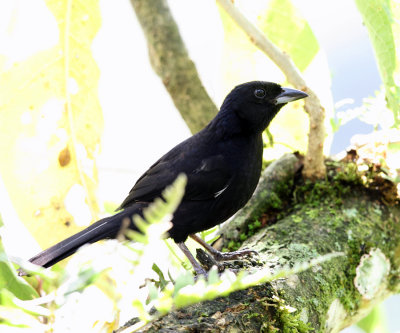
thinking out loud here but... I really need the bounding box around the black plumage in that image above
[29,81,307,274]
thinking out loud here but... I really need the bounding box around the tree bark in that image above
[119,155,400,332]
[130,0,217,134]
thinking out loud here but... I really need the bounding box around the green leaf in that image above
[152,263,169,290]
[126,174,187,245]
[259,0,319,71]
[0,289,49,317]
[61,267,104,296]
[0,237,38,301]
[0,289,48,329]
[356,303,388,333]
[355,0,400,125]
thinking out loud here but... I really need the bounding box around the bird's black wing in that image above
[119,142,231,209]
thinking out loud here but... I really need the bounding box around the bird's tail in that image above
[29,204,145,268]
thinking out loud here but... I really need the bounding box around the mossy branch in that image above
[120,157,400,332]
[130,0,217,134]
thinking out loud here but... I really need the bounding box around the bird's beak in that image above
[274,87,308,105]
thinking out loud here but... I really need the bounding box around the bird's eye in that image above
[254,88,266,99]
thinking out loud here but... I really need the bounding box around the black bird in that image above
[28,81,307,275]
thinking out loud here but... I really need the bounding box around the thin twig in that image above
[217,0,326,179]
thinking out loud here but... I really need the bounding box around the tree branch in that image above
[130,0,217,134]
[216,0,326,179]
[118,157,400,332]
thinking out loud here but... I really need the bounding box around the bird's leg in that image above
[177,242,207,276]
[190,234,257,261]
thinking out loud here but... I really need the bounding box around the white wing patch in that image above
[214,184,229,198]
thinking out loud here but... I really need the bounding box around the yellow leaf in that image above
[0,0,103,249]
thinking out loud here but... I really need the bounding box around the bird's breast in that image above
[217,135,263,211]
[168,134,263,243]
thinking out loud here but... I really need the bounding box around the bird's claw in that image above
[196,248,225,272]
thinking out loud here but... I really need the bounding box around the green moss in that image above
[292,161,374,211]
[281,204,364,316]
[227,216,275,251]
[226,158,400,319]
[226,176,295,251]
[268,192,284,209]
[260,296,312,333]
[223,159,399,330]
[225,240,241,252]
[240,233,248,241]
[279,311,312,333]
[291,215,302,223]
[244,312,261,320]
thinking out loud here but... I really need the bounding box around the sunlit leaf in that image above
[0,0,103,249]
[355,0,400,125]
[259,0,319,71]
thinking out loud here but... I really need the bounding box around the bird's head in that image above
[219,81,308,134]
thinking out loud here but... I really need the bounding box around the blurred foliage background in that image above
[0,0,399,332]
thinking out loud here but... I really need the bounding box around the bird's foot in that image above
[211,248,258,261]
[178,237,258,278]
[195,248,258,277]
[190,234,258,262]
[196,248,225,273]
[193,265,208,277]
[177,242,208,276]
